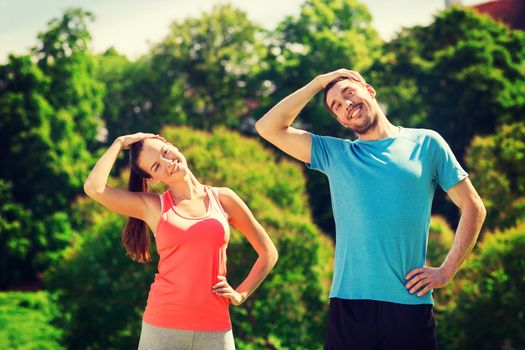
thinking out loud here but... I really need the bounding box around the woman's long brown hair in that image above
[121,140,152,263]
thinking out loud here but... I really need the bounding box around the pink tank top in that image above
[142,185,231,331]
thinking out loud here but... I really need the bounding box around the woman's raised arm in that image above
[83,133,164,220]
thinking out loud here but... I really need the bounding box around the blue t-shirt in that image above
[306,127,467,305]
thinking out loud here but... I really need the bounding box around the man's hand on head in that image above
[315,69,364,89]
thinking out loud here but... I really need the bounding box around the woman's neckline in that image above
[168,185,212,220]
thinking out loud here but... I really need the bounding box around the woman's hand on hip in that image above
[212,276,244,306]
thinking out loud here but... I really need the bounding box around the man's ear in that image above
[365,84,376,98]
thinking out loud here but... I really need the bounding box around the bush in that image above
[465,122,525,231]
[426,216,458,310]
[438,221,525,350]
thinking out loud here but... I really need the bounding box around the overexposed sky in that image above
[0,0,486,63]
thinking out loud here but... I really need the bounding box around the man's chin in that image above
[349,118,376,135]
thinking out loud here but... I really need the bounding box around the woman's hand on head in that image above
[115,133,166,149]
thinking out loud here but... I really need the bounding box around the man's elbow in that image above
[477,199,487,223]
[470,198,487,225]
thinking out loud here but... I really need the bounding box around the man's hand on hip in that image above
[404,266,453,297]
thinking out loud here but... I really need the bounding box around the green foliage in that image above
[372,7,525,159]
[0,8,102,214]
[0,7,103,285]
[425,216,460,317]
[94,49,152,146]
[46,126,334,349]
[0,180,33,288]
[0,291,63,349]
[146,4,268,130]
[45,210,153,350]
[427,216,454,268]
[438,221,525,350]
[34,8,104,149]
[466,122,525,230]
[94,4,269,143]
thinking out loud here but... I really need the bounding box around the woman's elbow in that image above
[83,181,103,199]
[254,119,266,137]
[83,181,95,197]
[268,246,279,267]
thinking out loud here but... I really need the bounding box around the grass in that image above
[0,291,63,350]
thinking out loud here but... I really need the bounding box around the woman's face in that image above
[138,138,188,183]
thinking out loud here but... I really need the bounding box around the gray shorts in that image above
[138,321,236,350]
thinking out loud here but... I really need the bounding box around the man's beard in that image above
[349,113,377,135]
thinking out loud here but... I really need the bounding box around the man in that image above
[255,69,486,350]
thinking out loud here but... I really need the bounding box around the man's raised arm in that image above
[255,69,359,163]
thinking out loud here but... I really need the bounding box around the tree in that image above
[34,8,104,150]
[46,126,334,350]
[0,180,32,288]
[438,221,525,350]
[0,8,104,285]
[0,7,103,215]
[144,4,268,130]
[465,122,525,231]
[94,49,153,146]
[371,6,525,160]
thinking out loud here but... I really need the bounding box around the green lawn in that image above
[0,291,63,350]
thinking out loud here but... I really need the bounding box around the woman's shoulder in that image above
[213,186,236,199]
[141,191,164,210]
[212,187,240,211]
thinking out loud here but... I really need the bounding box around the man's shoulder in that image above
[401,127,444,143]
[312,133,353,148]
[312,133,352,142]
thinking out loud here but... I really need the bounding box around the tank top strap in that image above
[205,185,228,218]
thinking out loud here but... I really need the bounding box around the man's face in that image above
[325,79,378,135]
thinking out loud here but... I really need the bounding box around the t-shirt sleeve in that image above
[431,131,468,192]
[305,133,347,174]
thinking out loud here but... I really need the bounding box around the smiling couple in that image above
[84,69,486,350]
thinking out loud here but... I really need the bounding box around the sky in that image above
[0,0,487,63]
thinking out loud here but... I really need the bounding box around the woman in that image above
[83,132,278,350]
